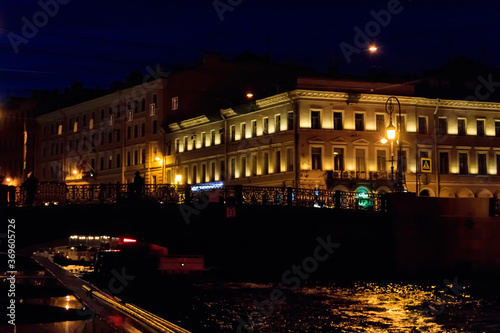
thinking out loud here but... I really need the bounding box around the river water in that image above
[147,280,500,333]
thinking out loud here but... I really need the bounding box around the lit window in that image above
[172,97,178,110]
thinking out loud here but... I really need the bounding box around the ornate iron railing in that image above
[9,183,386,212]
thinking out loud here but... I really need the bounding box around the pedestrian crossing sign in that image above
[421,158,432,173]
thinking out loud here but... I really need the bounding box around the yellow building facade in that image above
[165,89,500,198]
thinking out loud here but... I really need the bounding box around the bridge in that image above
[4,182,387,211]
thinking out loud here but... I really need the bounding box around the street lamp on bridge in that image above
[384,96,405,192]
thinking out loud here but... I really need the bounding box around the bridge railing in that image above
[10,182,386,212]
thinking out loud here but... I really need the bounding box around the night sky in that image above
[1,0,500,101]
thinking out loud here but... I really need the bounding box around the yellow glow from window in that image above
[175,174,182,183]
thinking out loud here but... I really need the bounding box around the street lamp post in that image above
[385,97,405,192]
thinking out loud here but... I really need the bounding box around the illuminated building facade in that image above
[165,82,500,198]
[35,79,166,185]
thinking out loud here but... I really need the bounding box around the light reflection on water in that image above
[184,282,500,332]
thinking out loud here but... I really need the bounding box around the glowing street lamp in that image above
[368,45,378,53]
[386,122,396,140]
[385,96,404,192]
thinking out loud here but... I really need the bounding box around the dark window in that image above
[252,155,257,176]
[355,113,364,131]
[397,115,406,133]
[184,137,188,150]
[193,165,197,183]
[240,157,246,178]
[251,121,257,137]
[496,121,500,137]
[141,98,146,112]
[108,156,112,169]
[311,111,321,129]
[376,114,384,132]
[241,123,246,139]
[134,125,138,138]
[356,149,366,172]
[439,152,449,174]
[134,100,139,113]
[275,151,281,173]
[116,105,121,118]
[116,154,121,168]
[263,118,269,134]
[334,148,344,171]
[220,161,225,181]
[211,131,215,146]
[286,149,293,172]
[275,115,281,132]
[230,159,235,179]
[458,119,466,136]
[478,154,487,175]
[287,112,294,130]
[108,131,112,144]
[201,133,206,148]
[141,149,145,164]
[334,112,343,130]
[116,129,121,141]
[438,118,447,135]
[127,126,131,139]
[311,147,322,170]
[210,162,215,182]
[152,120,157,134]
[100,157,104,170]
[376,150,386,172]
[141,123,145,137]
[262,153,269,174]
[100,109,104,121]
[477,119,485,137]
[459,153,468,175]
[201,164,206,183]
[230,126,236,142]
[397,150,407,172]
[220,129,225,144]
[418,116,427,134]
[497,155,500,175]
[134,150,138,165]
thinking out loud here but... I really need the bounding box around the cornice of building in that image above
[289,89,500,111]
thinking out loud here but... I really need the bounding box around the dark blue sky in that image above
[1,0,500,101]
